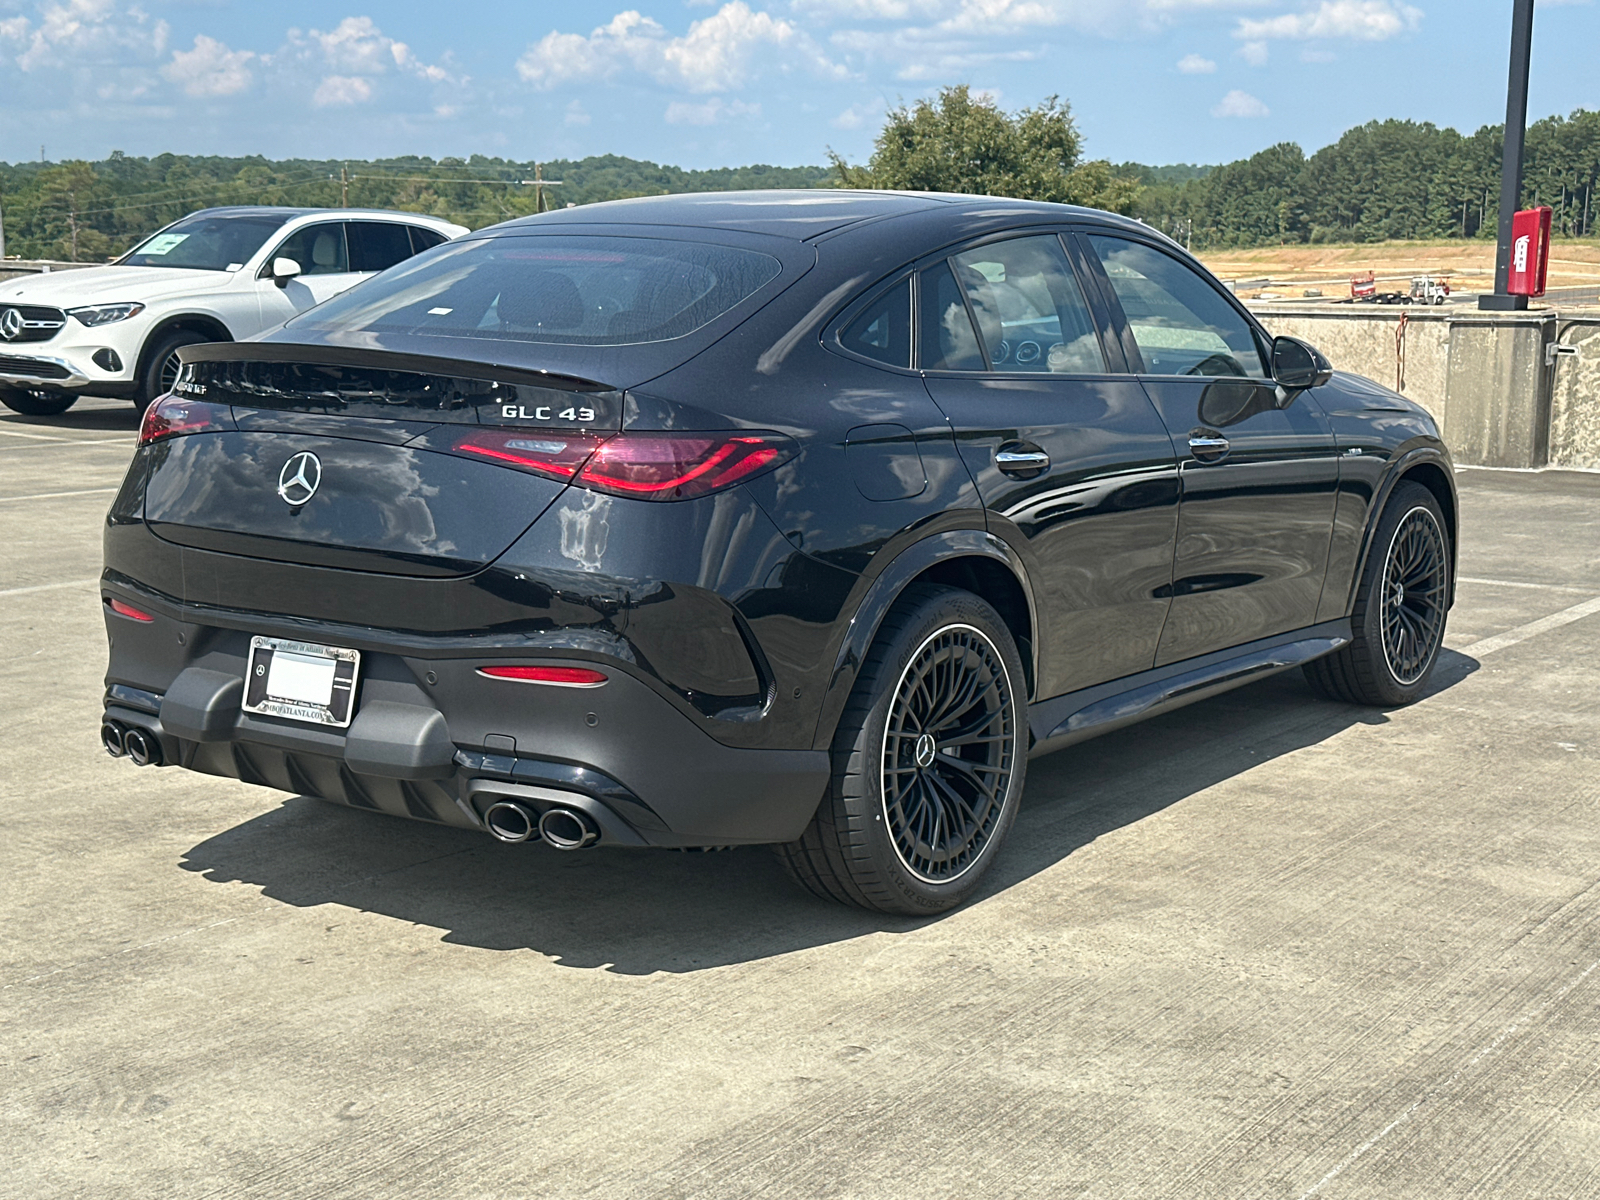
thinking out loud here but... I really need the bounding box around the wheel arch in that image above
[1346,447,1459,615]
[136,314,233,390]
[810,530,1039,752]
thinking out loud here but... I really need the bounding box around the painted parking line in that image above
[0,438,133,450]
[0,487,118,503]
[0,428,72,442]
[1462,594,1600,659]
[0,578,98,598]
[1458,576,1596,594]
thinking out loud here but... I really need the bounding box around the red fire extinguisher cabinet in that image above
[1508,206,1552,297]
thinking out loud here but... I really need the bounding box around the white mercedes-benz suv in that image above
[0,206,467,417]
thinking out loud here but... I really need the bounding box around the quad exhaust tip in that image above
[104,720,162,766]
[482,799,599,850]
[122,726,162,767]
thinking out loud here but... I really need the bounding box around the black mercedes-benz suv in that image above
[100,190,1456,914]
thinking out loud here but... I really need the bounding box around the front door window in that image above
[1087,235,1266,379]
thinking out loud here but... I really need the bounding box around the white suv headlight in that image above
[68,302,146,327]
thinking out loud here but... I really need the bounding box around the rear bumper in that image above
[102,609,829,848]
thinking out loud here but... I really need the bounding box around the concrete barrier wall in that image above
[1255,306,1599,471]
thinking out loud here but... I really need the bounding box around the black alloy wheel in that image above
[1379,506,1449,685]
[0,386,77,416]
[881,624,1017,883]
[1305,480,1452,707]
[779,584,1027,914]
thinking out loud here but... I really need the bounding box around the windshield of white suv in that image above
[121,213,294,272]
[291,234,783,346]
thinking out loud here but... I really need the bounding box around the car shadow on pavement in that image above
[178,653,1478,975]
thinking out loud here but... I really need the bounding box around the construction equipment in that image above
[1409,275,1451,305]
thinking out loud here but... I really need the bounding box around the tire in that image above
[1304,480,1451,707]
[137,329,213,412]
[0,387,77,417]
[777,584,1028,915]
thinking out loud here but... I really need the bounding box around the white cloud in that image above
[162,34,254,97]
[564,99,591,126]
[1237,39,1268,63]
[664,96,761,123]
[1235,1,1422,41]
[1176,52,1215,72]
[1211,88,1268,117]
[5,0,169,72]
[312,74,372,106]
[281,16,455,85]
[517,3,843,93]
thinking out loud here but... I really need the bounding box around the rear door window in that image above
[948,236,1105,374]
[918,262,985,371]
[347,221,416,273]
[1087,235,1266,378]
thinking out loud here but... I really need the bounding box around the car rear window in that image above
[291,234,783,347]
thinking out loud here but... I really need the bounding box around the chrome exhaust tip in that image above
[483,799,537,844]
[123,727,161,767]
[101,720,127,758]
[538,807,599,851]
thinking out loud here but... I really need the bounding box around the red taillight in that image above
[577,434,786,500]
[477,665,608,687]
[138,395,234,446]
[107,597,155,622]
[451,430,793,500]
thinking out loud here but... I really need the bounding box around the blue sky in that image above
[0,1,1595,169]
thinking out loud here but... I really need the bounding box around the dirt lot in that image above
[1196,238,1600,301]
[3,399,1599,1199]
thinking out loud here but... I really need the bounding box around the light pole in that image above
[1480,0,1535,311]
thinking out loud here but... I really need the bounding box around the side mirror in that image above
[1198,379,1279,429]
[271,257,303,289]
[1271,335,1333,391]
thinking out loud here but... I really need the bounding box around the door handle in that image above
[996,446,1050,477]
[1188,434,1230,463]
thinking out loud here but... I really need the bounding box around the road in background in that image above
[3,399,1598,1199]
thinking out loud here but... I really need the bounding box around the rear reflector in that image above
[107,598,155,622]
[139,395,235,446]
[477,665,608,687]
[452,429,794,501]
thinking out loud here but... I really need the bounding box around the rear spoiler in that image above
[178,340,614,395]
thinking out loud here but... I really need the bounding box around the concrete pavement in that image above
[3,398,1598,1198]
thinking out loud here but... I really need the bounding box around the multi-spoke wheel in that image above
[779,584,1027,914]
[1305,480,1452,706]
[881,625,1017,884]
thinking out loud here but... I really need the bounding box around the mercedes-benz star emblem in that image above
[276,451,322,507]
[0,308,22,341]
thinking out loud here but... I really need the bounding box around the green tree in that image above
[835,85,1141,213]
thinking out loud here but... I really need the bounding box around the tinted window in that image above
[348,221,415,273]
[122,213,291,272]
[840,278,911,368]
[408,226,448,253]
[950,236,1105,374]
[1088,236,1266,378]
[272,223,350,276]
[294,234,783,347]
[918,262,984,371]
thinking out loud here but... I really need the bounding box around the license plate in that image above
[243,636,360,728]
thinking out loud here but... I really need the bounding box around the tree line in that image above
[0,153,832,262]
[3,96,1597,262]
[1127,109,1600,249]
